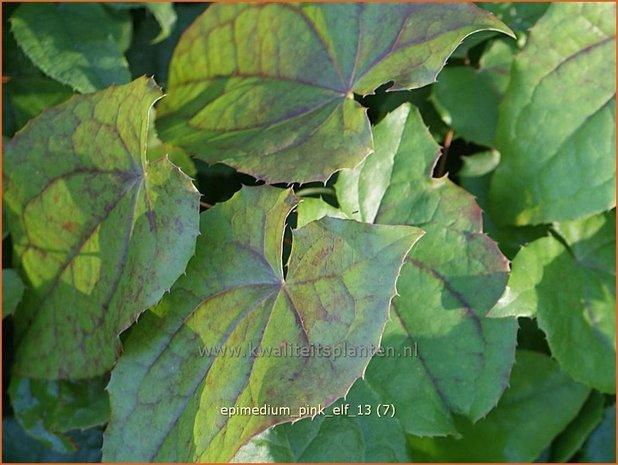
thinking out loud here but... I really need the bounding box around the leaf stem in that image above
[295,187,337,198]
[435,129,454,178]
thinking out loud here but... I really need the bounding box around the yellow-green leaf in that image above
[4,77,200,379]
[158,3,512,182]
[103,186,421,461]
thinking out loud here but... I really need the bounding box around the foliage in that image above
[2,2,615,463]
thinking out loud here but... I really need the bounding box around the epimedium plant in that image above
[2,2,615,463]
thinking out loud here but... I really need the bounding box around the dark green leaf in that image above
[103,186,421,461]
[550,391,605,462]
[3,268,25,319]
[490,3,616,224]
[4,76,74,133]
[4,77,200,379]
[457,150,551,259]
[158,3,512,182]
[580,405,616,463]
[479,2,550,34]
[2,418,102,463]
[234,381,410,462]
[9,377,109,454]
[10,4,132,93]
[105,3,177,44]
[408,350,590,462]
[3,14,74,137]
[432,40,513,146]
[126,4,208,89]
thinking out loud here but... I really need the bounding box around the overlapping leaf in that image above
[580,405,616,462]
[2,19,75,137]
[432,40,514,146]
[3,77,200,379]
[3,269,25,319]
[125,4,208,89]
[457,150,550,259]
[107,3,177,44]
[9,377,109,453]
[408,350,590,462]
[233,381,409,462]
[157,2,512,182]
[490,210,616,393]
[296,105,517,437]
[490,2,616,224]
[10,3,132,93]
[2,418,103,463]
[478,3,550,34]
[103,186,421,462]
[4,77,74,134]
[550,391,605,462]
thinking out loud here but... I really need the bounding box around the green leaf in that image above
[550,391,605,462]
[3,13,75,137]
[9,377,109,454]
[3,77,200,379]
[146,109,196,178]
[336,104,481,229]
[158,3,512,182]
[106,3,177,44]
[490,211,616,393]
[479,2,550,34]
[126,4,208,89]
[3,269,25,319]
[457,150,551,259]
[2,417,102,463]
[432,40,514,146]
[233,380,410,462]
[145,3,177,44]
[297,197,348,229]
[10,3,132,93]
[299,105,517,436]
[580,405,616,463]
[4,76,74,133]
[103,186,422,461]
[490,3,616,225]
[408,351,590,462]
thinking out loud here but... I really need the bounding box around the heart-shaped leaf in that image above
[298,104,517,436]
[3,77,200,379]
[103,186,421,461]
[157,3,512,182]
[490,2,616,225]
